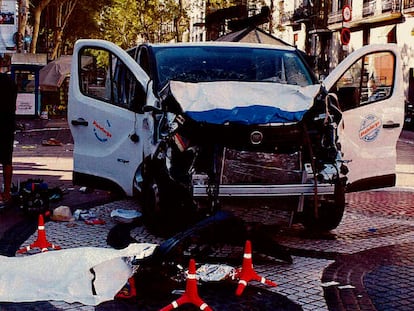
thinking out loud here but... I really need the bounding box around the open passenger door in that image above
[323,44,404,192]
[68,40,150,196]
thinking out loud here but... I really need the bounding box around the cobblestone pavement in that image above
[3,190,413,311]
[1,120,413,310]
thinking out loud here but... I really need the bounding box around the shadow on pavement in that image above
[98,281,303,311]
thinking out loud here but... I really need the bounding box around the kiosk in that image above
[11,53,47,117]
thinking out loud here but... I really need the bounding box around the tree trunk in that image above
[50,30,62,60]
[18,0,29,52]
[50,0,78,59]
[269,0,274,34]
[30,0,52,54]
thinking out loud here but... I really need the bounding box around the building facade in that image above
[278,0,414,101]
[188,0,414,100]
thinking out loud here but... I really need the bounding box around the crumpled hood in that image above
[169,80,321,125]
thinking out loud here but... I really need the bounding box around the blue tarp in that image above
[186,105,308,125]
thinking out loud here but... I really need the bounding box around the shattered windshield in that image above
[153,45,316,90]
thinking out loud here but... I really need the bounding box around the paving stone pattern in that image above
[7,188,414,311]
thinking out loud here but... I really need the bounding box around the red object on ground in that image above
[235,240,277,296]
[159,258,213,311]
[17,214,61,254]
[116,276,137,299]
[84,218,106,225]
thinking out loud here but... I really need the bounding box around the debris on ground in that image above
[196,264,236,282]
[51,205,74,222]
[85,218,106,225]
[73,209,97,221]
[41,138,63,146]
[110,209,142,223]
[79,186,93,193]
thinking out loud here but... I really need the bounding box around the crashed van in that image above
[68,40,404,232]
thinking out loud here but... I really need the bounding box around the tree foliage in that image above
[25,0,238,54]
[31,0,184,54]
[98,0,182,49]
[26,0,108,55]
[63,0,111,44]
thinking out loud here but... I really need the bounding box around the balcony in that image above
[280,11,294,26]
[405,0,414,8]
[363,0,401,16]
[404,0,414,14]
[363,0,376,17]
[328,10,342,24]
[328,0,402,29]
[193,18,205,27]
[382,0,401,12]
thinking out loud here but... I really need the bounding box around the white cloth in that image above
[0,243,157,306]
[169,80,320,114]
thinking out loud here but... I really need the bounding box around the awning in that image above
[39,55,72,91]
[39,55,92,91]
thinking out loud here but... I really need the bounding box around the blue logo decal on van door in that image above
[93,120,112,142]
[359,114,381,142]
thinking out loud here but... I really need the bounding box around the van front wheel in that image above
[141,158,197,236]
[301,181,346,232]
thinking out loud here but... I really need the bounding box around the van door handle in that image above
[382,122,400,129]
[71,118,89,126]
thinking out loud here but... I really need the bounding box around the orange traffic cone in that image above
[159,258,213,311]
[235,240,277,296]
[17,214,61,254]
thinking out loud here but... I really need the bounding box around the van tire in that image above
[301,180,346,232]
[141,158,197,236]
[141,176,161,231]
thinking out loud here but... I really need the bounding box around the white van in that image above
[68,40,404,233]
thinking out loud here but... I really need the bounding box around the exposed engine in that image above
[143,84,348,226]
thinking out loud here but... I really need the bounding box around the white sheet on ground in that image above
[169,81,321,124]
[0,243,157,306]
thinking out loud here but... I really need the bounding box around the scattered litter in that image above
[196,264,236,282]
[21,145,37,149]
[321,281,340,287]
[41,138,63,146]
[0,201,8,209]
[49,187,64,202]
[73,209,96,221]
[110,209,142,223]
[40,111,48,120]
[51,205,74,222]
[85,218,106,225]
[49,193,61,201]
[79,186,93,193]
[75,209,105,224]
[338,285,355,289]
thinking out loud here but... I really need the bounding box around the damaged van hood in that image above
[168,80,322,125]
